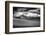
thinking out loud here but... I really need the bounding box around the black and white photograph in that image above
[13,7,40,28]
[5,1,45,34]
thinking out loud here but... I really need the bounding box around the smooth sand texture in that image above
[13,18,40,28]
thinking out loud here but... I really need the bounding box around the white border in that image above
[9,3,44,32]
